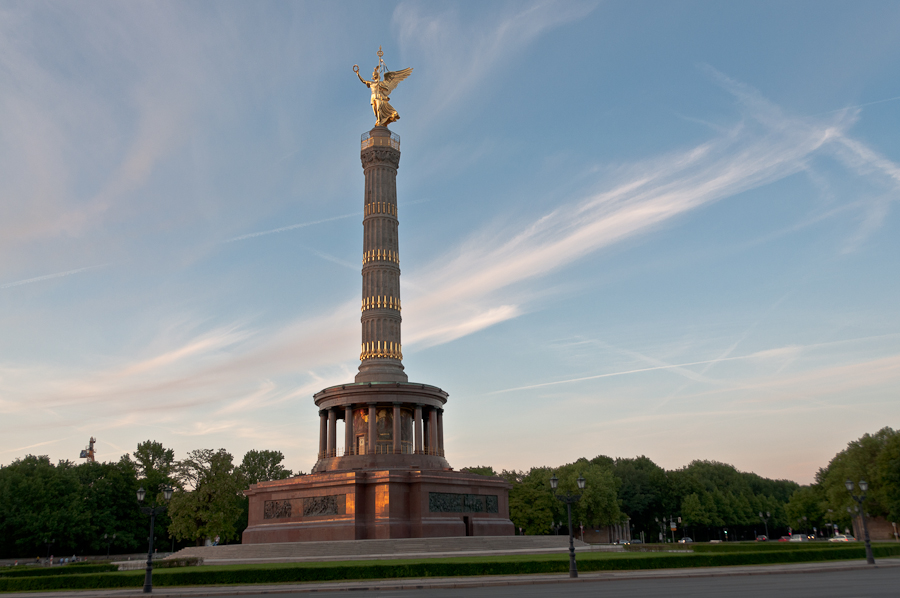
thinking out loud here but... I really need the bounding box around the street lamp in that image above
[845,479,875,565]
[137,485,174,593]
[103,533,116,559]
[550,473,585,578]
[758,512,770,539]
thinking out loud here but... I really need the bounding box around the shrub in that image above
[155,557,203,569]
[0,564,118,578]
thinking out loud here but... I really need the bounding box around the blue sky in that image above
[1,1,899,484]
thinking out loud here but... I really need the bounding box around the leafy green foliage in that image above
[168,449,244,545]
[0,454,148,558]
[237,450,293,486]
[814,427,899,530]
[876,432,900,521]
[612,456,670,537]
[785,485,826,532]
[460,466,496,477]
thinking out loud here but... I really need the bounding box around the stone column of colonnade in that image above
[356,127,407,383]
[314,403,447,460]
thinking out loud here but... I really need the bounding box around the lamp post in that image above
[44,538,54,564]
[550,473,585,578]
[845,479,875,565]
[137,485,174,593]
[103,533,116,559]
[758,511,770,539]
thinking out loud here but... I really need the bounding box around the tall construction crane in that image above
[79,437,96,463]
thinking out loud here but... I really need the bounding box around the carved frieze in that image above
[263,499,292,519]
[429,492,499,513]
[262,495,348,519]
[303,495,346,517]
[361,148,400,169]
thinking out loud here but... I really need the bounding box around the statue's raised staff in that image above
[354,47,412,127]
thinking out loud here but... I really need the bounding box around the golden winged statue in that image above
[354,48,412,127]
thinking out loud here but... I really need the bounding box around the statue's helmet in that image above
[371,66,380,80]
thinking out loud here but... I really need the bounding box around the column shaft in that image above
[368,404,377,455]
[392,403,401,454]
[428,409,438,455]
[327,410,337,457]
[414,405,423,454]
[437,408,444,457]
[318,411,328,459]
[345,406,354,456]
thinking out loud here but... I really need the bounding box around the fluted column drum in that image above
[357,126,407,383]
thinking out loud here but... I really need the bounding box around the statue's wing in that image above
[382,67,413,93]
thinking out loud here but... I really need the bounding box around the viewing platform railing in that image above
[361,130,400,151]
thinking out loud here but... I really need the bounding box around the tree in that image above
[785,485,826,533]
[133,440,177,549]
[461,466,496,477]
[817,427,898,521]
[0,456,83,557]
[555,458,622,529]
[876,433,900,521]
[238,450,294,486]
[73,456,144,554]
[168,449,244,545]
[612,456,669,538]
[508,467,557,535]
[0,454,145,558]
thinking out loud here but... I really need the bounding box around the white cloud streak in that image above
[0,264,106,289]
[226,213,361,242]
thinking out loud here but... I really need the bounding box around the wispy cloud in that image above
[393,0,598,128]
[0,438,68,456]
[0,264,107,289]
[398,70,900,348]
[226,213,361,242]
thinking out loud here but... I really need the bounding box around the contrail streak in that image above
[1,265,106,289]
[488,355,761,395]
[226,212,361,242]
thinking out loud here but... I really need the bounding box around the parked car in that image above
[756,535,768,541]
[678,537,693,543]
[829,534,856,542]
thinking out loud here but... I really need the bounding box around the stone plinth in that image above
[242,469,514,543]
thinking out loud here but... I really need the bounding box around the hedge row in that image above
[691,542,864,553]
[2,545,899,592]
[0,563,118,578]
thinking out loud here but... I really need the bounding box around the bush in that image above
[692,542,853,552]
[0,564,118,578]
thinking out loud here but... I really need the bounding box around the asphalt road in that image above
[231,567,900,598]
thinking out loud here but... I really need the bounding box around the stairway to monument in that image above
[168,536,609,565]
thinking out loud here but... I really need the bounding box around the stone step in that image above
[167,536,602,565]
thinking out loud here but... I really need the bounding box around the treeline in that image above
[467,428,899,542]
[467,456,798,542]
[0,441,295,559]
[785,427,900,533]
